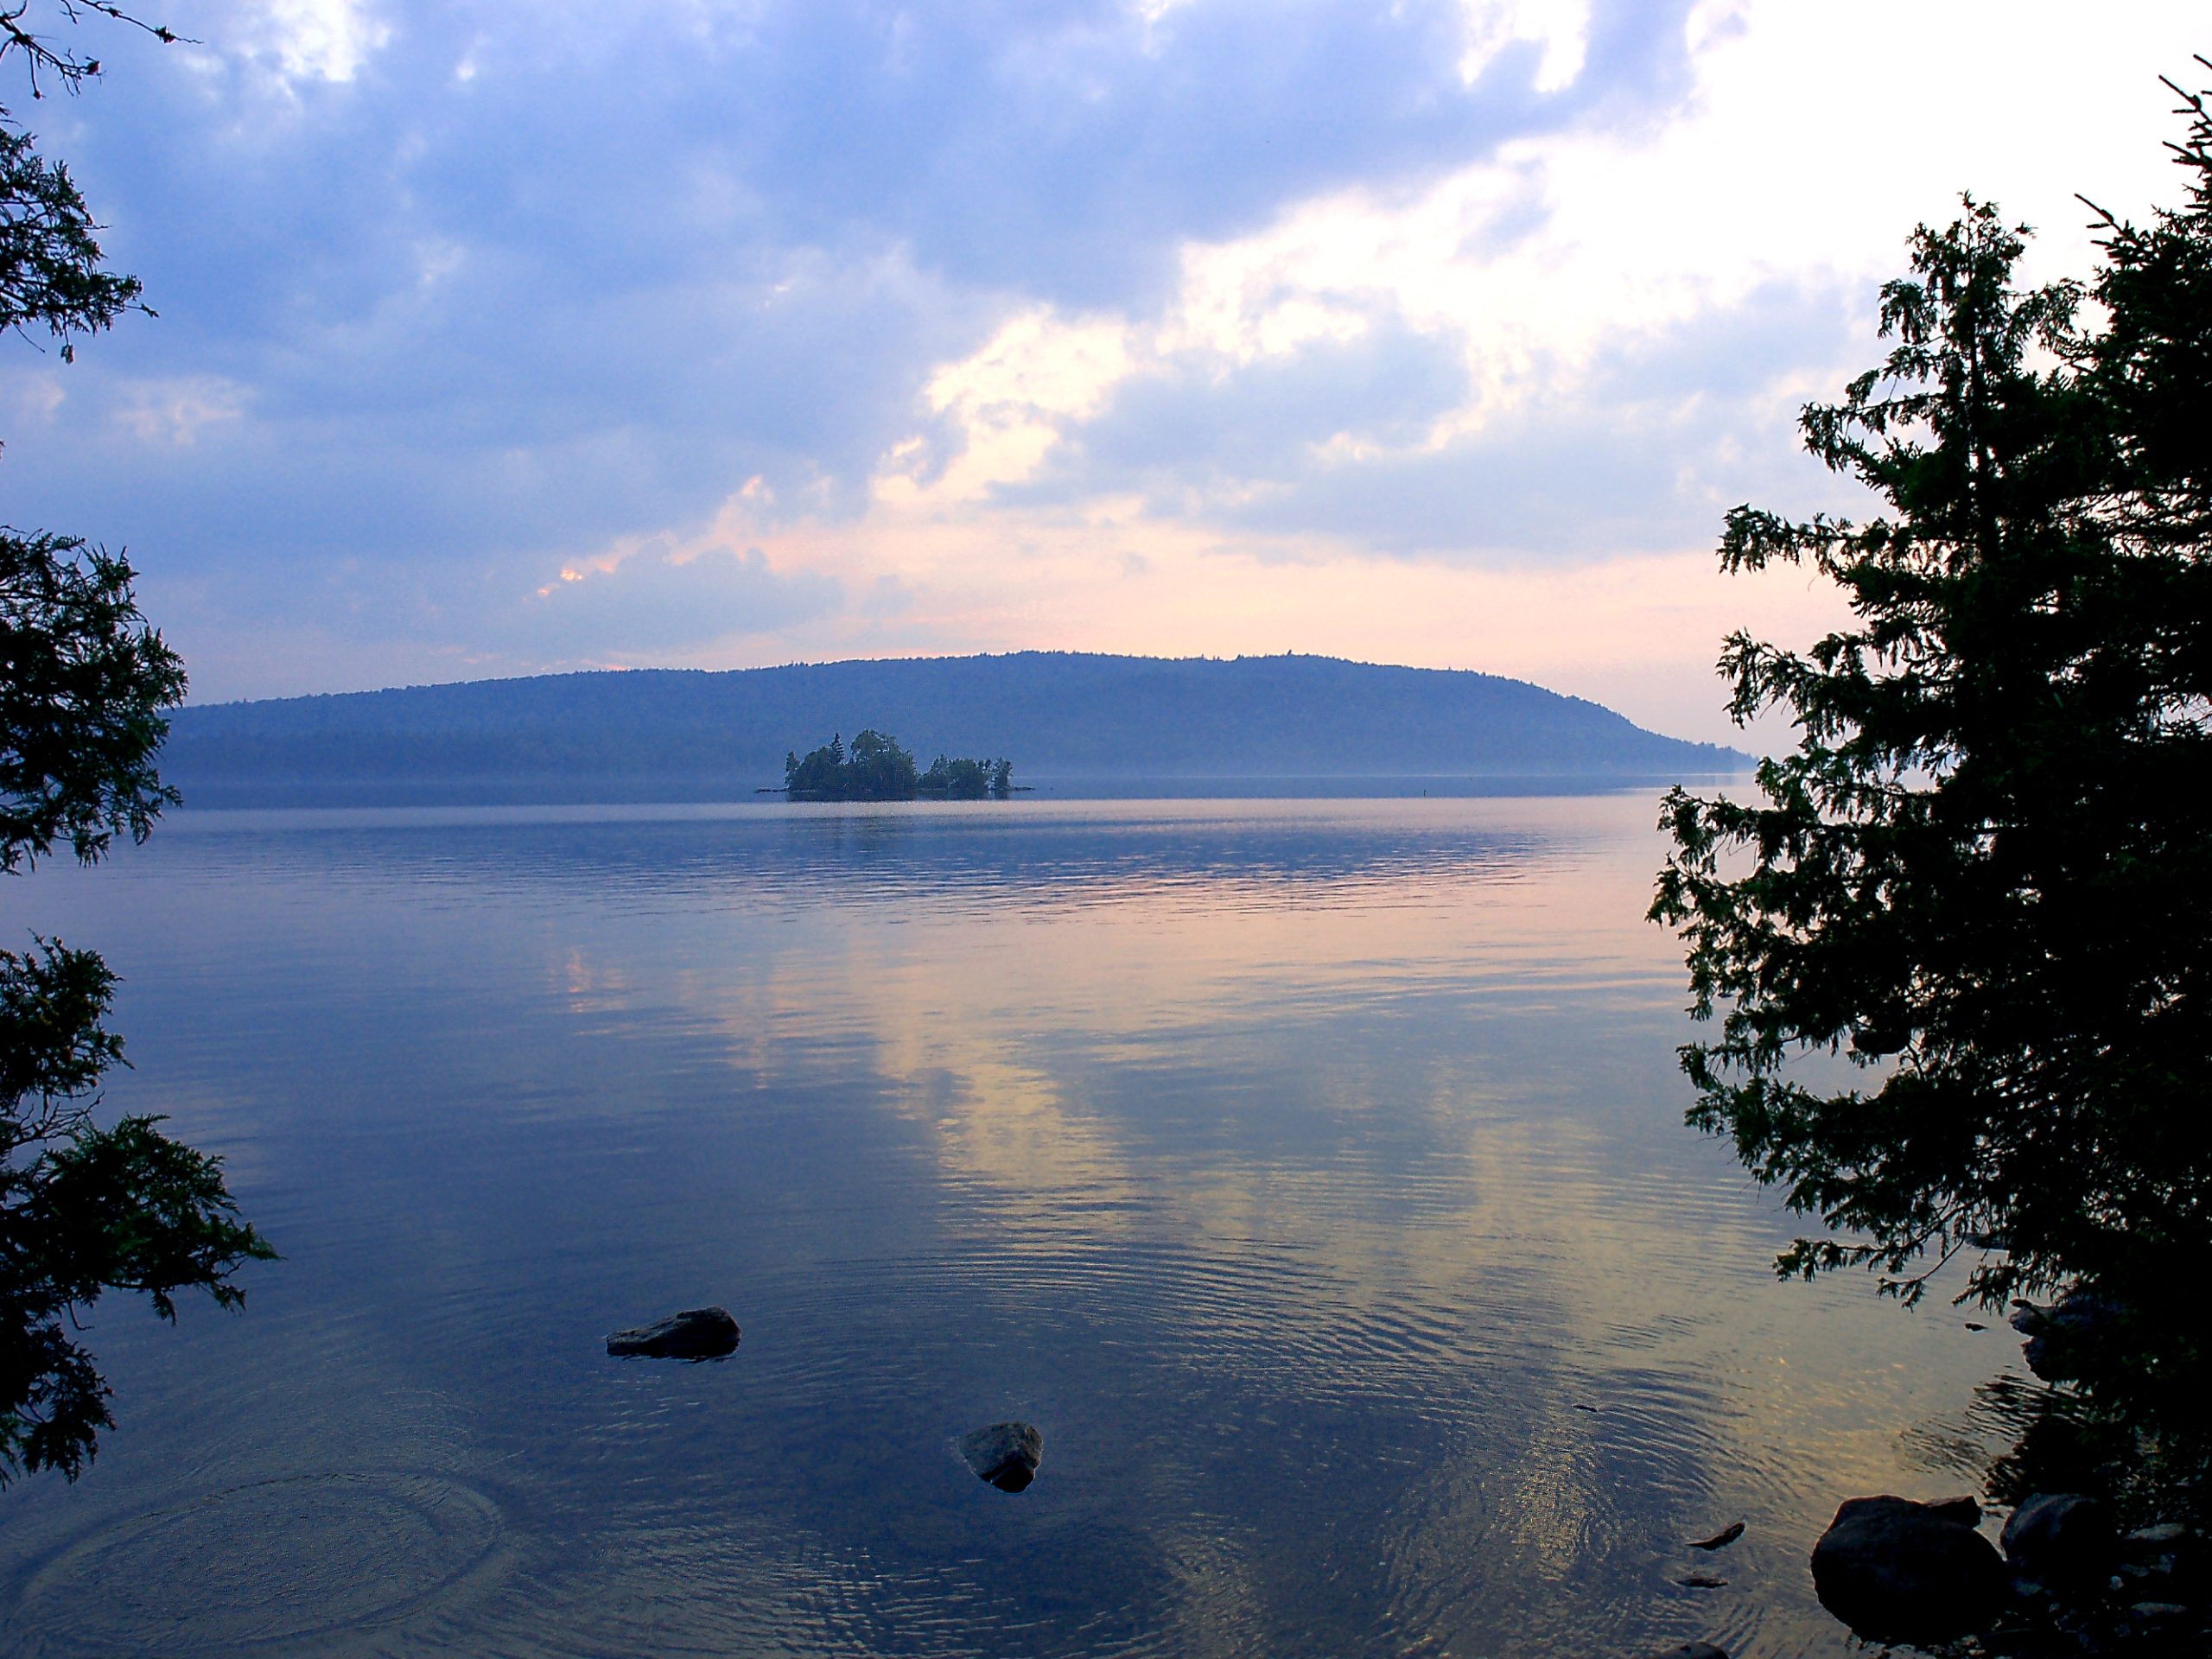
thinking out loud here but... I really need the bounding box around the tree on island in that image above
[1652,69,2209,1442]
[3,6,273,1486]
[919,754,1014,799]
[782,731,1012,799]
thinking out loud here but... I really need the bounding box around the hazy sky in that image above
[5,1,2203,741]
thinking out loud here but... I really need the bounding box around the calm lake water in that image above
[1,793,2019,1658]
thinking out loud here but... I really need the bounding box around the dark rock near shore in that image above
[2119,1522,2207,1609]
[1644,1645,1726,1659]
[2127,1600,2192,1631]
[2003,1493,2117,1599]
[1810,1494,2006,1644]
[2123,1522,2190,1555]
[2008,1293,2127,1381]
[606,1306,741,1358]
[959,1421,1042,1492]
[1924,1495,1983,1528]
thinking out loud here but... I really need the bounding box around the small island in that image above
[779,730,1013,801]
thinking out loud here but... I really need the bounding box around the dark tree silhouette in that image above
[3,3,270,1487]
[783,731,1011,800]
[1652,76,2211,1341]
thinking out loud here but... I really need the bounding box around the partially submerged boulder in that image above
[1644,1646,1726,1659]
[2008,1292,2126,1381]
[2002,1493,2117,1599]
[1810,1495,2006,1645]
[1923,1495,1984,1528]
[606,1306,741,1358]
[960,1421,1042,1492]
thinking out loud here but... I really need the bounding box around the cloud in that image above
[9,0,1701,664]
[5,0,2203,725]
[1007,312,1476,512]
[518,540,843,656]
[108,375,252,446]
[232,0,392,88]
[1198,279,1867,557]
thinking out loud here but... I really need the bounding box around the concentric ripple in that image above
[9,1472,505,1654]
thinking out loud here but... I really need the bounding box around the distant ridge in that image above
[162,652,1748,805]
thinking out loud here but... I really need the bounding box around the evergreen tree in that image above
[1651,88,2210,1334]
[3,5,271,1487]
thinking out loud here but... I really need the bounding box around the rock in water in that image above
[1645,1646,1727,1659]
[960,1421,1042,1492]
[1923,1495,1983,1528]
[606,1307,741,1358]
[1810,1495,2005,1645]
[2007,1292,2126,1381]
[1689,1521,1745,1551]
[2003,1493,2117,1599]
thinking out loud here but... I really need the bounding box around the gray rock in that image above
[606,1306,740,1358]
[959,1421,1042,1492]
[2002,1493,2117,1599]
[1810,1494,2006,1645]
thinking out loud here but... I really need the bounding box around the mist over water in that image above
[1,795,2014,1657]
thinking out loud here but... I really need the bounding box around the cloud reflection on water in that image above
[3,794,2016,1658]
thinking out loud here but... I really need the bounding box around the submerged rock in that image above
[959,1421,1042,1492]
[2003,1493,2117,1600]
[606,1306,741,1358]
[1644,1645,1726,1659]
[1810,1495,2005,1645]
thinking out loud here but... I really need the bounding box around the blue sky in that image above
[3,1,2203,741]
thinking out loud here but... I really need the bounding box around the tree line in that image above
[782,730,1014,800]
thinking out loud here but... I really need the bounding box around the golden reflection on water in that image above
[548,796,2010,1638]
[3,793,2023,1659]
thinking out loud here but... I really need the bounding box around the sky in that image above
[3,0,2205,743]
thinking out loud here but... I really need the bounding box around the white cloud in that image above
[41,0,2206,715]
[236,0,391,86]
[519,536,842,655]
[1457,0,1592,95]
[893,309,1139,501]
[109,377,251,446]
[895,0,2204,553]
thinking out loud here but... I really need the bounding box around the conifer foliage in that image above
[1652,71,2212,1328]
[3,5,271,1485]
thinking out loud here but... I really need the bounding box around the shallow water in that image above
[0,794,2018,1657]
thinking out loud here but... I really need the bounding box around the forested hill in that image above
[162,652,1747,803]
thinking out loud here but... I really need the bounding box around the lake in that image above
[0,792,2018,1657]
